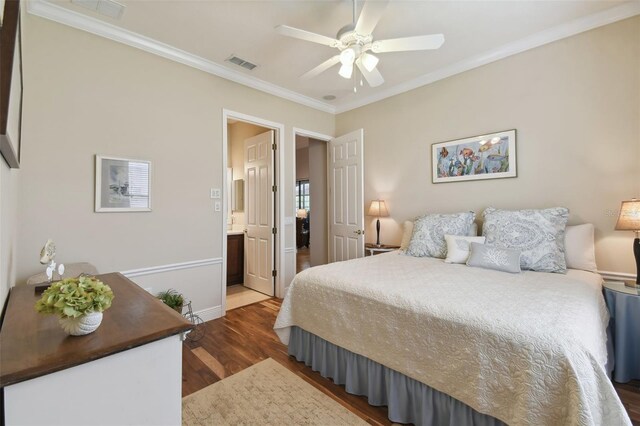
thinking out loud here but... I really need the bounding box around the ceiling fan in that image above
[275,0,444,88]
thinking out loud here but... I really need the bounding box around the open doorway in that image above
[295,134,329,273]
[225,118,274,311]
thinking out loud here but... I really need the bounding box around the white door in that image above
[244,130,274,295]
[328,129,364,262]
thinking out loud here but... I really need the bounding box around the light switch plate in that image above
[214,201,221,212]
[210,188,221,199]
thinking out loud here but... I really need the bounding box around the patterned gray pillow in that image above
[406,212,475,258]
[482,207,569,273]
[467,242,522,274]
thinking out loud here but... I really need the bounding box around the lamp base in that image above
[634,237,639,285]
[624,280,640,289]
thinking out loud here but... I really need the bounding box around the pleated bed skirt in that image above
[288,326,506,426]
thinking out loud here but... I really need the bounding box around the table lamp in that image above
[367,199,389,247]
[615,199,640,287]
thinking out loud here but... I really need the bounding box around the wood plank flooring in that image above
[296,247,311,273]
[182,298,640,426]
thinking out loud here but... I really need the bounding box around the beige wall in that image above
[308,139,328,266]
[0,160,19,310]
[228,121,267,228]
[7,12,638,317]
[336,16,640,275]
[17,15,334,313]
[296,147,309,181]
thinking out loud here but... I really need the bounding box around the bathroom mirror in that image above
[232,179,244,212]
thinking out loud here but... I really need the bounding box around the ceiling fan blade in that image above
[354,0,389,36]
[275,25,341,47]
[356,57,384,87]
[372,34,445,53]
[301,55,341,80]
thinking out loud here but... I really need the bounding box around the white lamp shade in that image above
[340,48,356,66]
[616,200,640,231]
[360,52,379,72]
[296,209,308,219]
[367,200,389,217]
[338,63,353,79]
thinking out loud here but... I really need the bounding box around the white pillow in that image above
[399,221,414,252]
[444,235,486,264]
[565,224,598,272]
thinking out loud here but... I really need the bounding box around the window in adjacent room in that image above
[296,180,310,210]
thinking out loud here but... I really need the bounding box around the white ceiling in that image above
[36,0,639,113]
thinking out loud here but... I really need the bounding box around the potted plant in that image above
[157,289,184,313]
[35,276,114,336]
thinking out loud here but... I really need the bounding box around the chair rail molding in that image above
[121,258,223,278]
[599,270,637,282]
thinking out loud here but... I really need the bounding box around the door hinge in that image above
[272,227,277,235]
[272,270,278,277]
[272,143,277,150]
[272,185,277,192]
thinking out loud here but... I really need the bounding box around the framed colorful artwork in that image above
[432,129,517,184]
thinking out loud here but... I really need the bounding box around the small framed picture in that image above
[432,129,517,184]
[95,155,152,212]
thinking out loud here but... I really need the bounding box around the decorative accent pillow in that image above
[564,224,598,272]
[467,243,522,274]
[400,221,477,253]
[399,221,414,252]
[482,207,569,273]
[444,235,486,264]
[406,212,475,258]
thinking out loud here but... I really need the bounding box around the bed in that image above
[274,251,631,426]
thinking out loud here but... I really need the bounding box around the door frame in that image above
[222,109,284,315]
[291,128,332,268]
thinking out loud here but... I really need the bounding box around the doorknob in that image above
[353,229,364,235]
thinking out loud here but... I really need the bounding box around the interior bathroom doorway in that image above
[224,115,278,311]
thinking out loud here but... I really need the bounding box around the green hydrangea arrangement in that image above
[35,276,114,318]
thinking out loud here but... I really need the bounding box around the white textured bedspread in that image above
[274,252,631,426]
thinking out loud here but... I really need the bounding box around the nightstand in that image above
[365,243,400,256]
[603,281,640,383]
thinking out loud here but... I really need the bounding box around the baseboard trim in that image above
[194,305,222,322]
[122,258,223,278]
[598,270,636,282]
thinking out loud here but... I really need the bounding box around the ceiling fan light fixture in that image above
[360,52,379,72]
[339,48,356,66]
[339,63,353,79]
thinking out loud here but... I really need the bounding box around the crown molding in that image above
[27,0,639,116]
[26,0,336,114]
[334,1,640,114]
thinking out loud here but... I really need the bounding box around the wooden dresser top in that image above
[0,272,193,387]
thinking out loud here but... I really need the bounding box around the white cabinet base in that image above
[4,335,183,426]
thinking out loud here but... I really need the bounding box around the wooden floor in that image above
[296,246,311,273]
[182,299,640,426]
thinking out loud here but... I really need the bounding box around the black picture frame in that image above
[0,0,23,169]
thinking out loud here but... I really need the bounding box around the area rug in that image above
[182,358,368,425]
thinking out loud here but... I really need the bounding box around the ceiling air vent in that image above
[71,0,125,19]
[226,55,257,71]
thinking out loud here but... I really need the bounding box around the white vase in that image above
[59,312,103,336]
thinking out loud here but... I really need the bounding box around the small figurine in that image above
[39,239,65,282]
